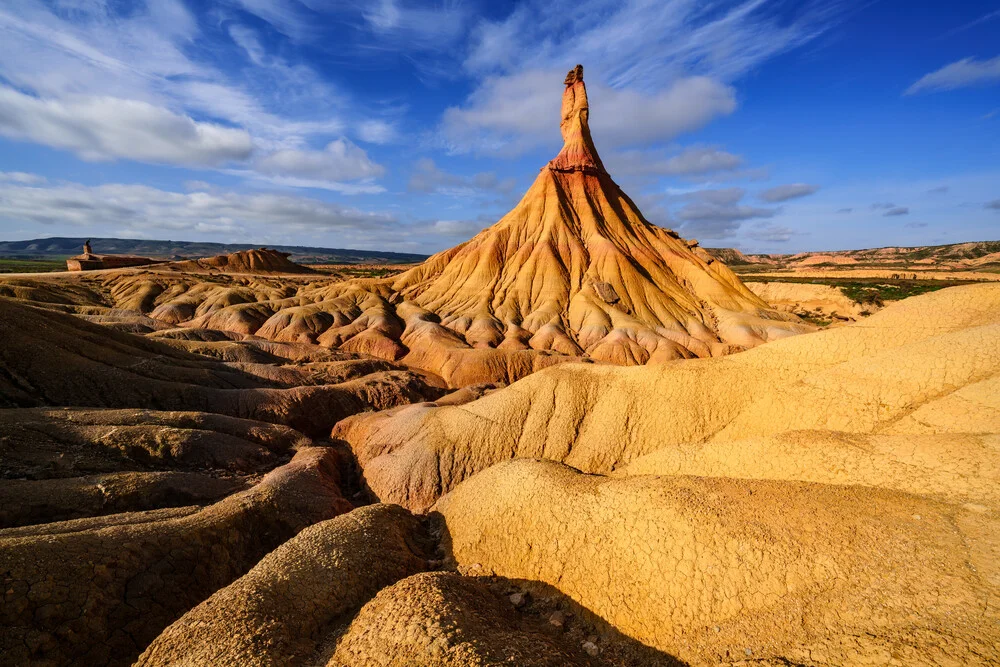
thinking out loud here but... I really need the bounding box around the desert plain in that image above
[1,66,999,667]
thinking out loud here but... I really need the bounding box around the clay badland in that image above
[1,66,999,666]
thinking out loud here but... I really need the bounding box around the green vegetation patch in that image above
[758,276,966,306]
[837,282,952,306]
[0,258,68,274]
[339,267,401,278]
[799,314,833,327]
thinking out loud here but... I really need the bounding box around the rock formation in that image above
[0,298,442,436]
[2,65,997,667]
[164,248,318,275]
[335,283,1000,510]
[337,64,806,380]
[113,66,807,385]
[435,459,999,666]
[66,238,158,271]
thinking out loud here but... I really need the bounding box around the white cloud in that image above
[985,200,1000,210]
[0,175,513,252]
[421,218,491,238]
[883,206,910,217]
[464,0,840,87]
[676,203,777,240]
[443,0,843,155]
[0,1,387,191]
[0,80,385,191]
[231,0,316,41]
[0,177,399,239]
[229,173,388,195]
[759,183,820,202]
[0,87,253,166]
[356,119,397,144]
[0,172,48,185]
[677,202,777,223]
[441,70,736,155]
[0,1,202,102]
[407,158,461,193]
[733,170,1000,253]
[937,9,1000,40]
[668,185,779,239]
[906,56,1000,95]
[408,158,516,196]
[683,187,747,206]
[607,146,745,178]
[254,139,385,182]
[745,223,800,243]
[358,0,472,50]
[229,24,268,66]
[176,81,343,148]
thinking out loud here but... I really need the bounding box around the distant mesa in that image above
[164,248,317,275]
[0,237,428,265]
[66,239,159,271]
[64,242,316,276]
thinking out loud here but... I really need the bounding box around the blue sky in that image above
[0,0,997,254]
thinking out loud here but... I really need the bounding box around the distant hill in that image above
[702,247,754,265]
[706,240,1000,269]
[0,237,428,265]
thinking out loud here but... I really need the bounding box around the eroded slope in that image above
[336,284,1000,510]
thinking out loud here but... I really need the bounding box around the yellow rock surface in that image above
[435,460,1000,665]
[337,283,1000,510]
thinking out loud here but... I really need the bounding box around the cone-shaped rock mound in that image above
[377,66,807,369]
[126,65,807,386]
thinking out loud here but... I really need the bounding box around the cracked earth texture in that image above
[435,459,1000,665]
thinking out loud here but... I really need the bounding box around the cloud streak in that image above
[0,178,398,238]
[253,139,385,182]
[674,187,778,239]
[0,87,253,166]
[408,159,517,197]
[442,0,843,155]
[0,1,391,191]
[606,146,745,179]
[906,55,1000,94]
[0,173,516,252]
[759,183,820,202]
[442,71,737,155]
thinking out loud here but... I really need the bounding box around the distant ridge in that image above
[0,237,428,265]
[706,240,1000,268]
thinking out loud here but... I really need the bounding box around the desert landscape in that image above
[1,61,998,667]
[2,1,1000,665]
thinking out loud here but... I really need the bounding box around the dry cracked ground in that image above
[0,259,998,667]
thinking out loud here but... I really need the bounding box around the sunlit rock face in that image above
[122,65,807,387]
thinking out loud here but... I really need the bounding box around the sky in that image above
[0,0,998,254]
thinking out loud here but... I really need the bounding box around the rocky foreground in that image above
[2,274,998,666]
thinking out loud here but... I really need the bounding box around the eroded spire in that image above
[548,64,606,174]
